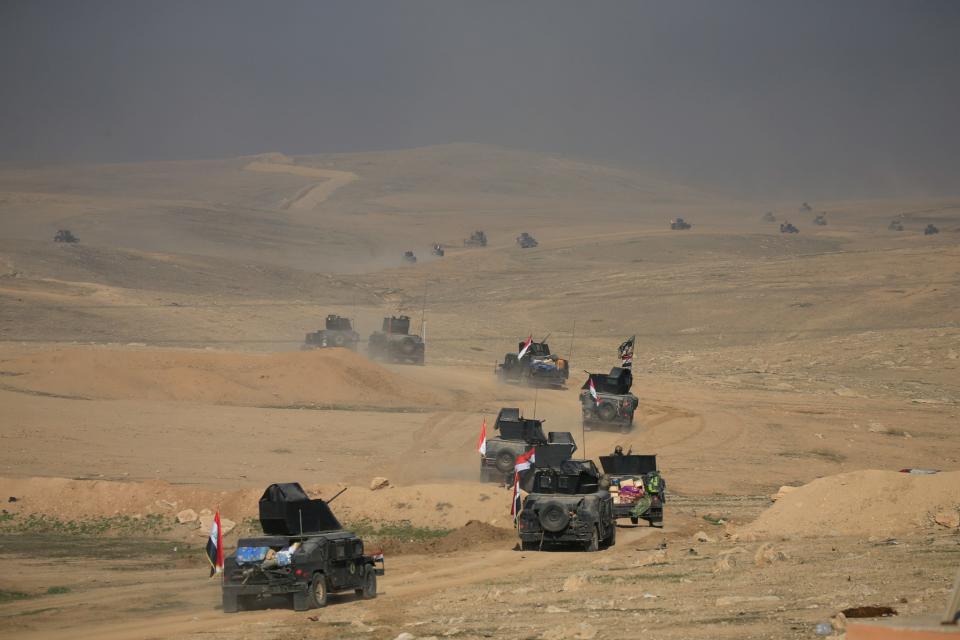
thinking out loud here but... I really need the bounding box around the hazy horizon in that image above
[2,0,959,198]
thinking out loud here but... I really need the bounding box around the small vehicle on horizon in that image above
[517,232,538,248]
[670,218,692,230]
[780,222,799,233]
[464,230,488,247]
[303,314,360,351]
[924,224,940,235]
[402,251,417,264]
[368,315,425,365]
[54,229,79,243]
[431,244,445,257]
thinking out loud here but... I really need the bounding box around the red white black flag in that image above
[518,335,533,359]
[206,510,224,577]
[511,448,536,522]
[477,418,487,456]
[588,378,600,405]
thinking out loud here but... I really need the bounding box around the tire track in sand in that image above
[244,160,358,211]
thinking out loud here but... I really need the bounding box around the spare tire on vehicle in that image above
[494,450,515,474]
[597,401,618,421]
[332,334,347,347]
[400,337,417,355]
[538,501,570,533]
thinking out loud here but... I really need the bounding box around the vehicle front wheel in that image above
[584,526,599,552]
[360,567,377,599]
[310,574,328,608]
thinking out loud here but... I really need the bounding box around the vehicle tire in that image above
[597,402,617,422]
[332,333,346,347]
[309,574,328,608]
[222,591,240,613]
[584,525,599,552]
[538,502,570,533]
[630,516,639,525]
[358,566,377,599]
[400,337,417,355]
[494,450,515,474]
[604,524,616,548]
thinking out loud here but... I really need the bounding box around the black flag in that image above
[618,336,635,368]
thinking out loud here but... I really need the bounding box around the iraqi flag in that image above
[206,510,224,577]
[477,418,487,455]
[517,335,533,359]
[588,378,600,405]
[510,448,536,522]
[618,335,635,368]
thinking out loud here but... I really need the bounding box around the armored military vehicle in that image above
[431,244,445,257]
[580,367,639,433]
[889,219,904,231]
[303,315,360,351]
[925,224,940,235]
[464,230,487,247]
[599,453,665,527]
[222,483,383,613]
[814,214,827,226]
[496,340,569,388]
[517,232,538,248]
[670,218,692,230]
[368,315,425,365]
[479,407,577,483]
[516,460,616,551]
[402,251,417,264]
[780,222,799,233]
[54,229,78,243]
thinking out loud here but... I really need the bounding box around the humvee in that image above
[496,340,569,388]
[431,244,445,257]
[54,229,78,243]
[889,219,904,231]
[479,407,577,483]
[368,315,425,365]
[517,232,538,248]
[669,218,691,230]
[599,453,665,527]
[222,483,383,613]
[925,224,940,235]
[580,367,639,433]
[303,315,360,351]
[516,460,616,552]
[780,222,799,233]
[464,231,487,247]
[402,251,417,264]
[814,214,827,226]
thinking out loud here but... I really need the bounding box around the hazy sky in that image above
[1,1,958,197]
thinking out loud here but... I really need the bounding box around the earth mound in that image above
[0,346,451,409]
[740,470,960,539]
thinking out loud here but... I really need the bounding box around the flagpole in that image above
[567,320,576,365]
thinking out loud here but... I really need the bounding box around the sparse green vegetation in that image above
[45,586,71,595]
[0,513,173,536]
[0,589,32,603]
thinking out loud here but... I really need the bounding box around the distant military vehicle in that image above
[800,202,813,212]
[814,214,827,226]
[222,483,383,613]
[54,229,78,243]
[479,407,577,483]
[431,244,445,257]
[402,251,417,264]
[889,219,904,231]
[670,218,691,230]
[762,211,776,222]
[464,230,488,247]
[516,459,616,551]
[924,224,940,235]
[496,339,569,387]
[303,315,360,351]
[580,367,639,433]
[599,453,665,527]
[517,232,538,248]
[780,222,799,233]
[368,315,425,365]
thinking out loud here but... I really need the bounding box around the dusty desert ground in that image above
[0,144,958,639]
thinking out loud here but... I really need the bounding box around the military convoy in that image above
[516,232,538,248]
[580,367,638,433]
[303,315,360,351]
[479,408,577,483]
[496,339,569,387]
[222,483,383,613]
[54,229,79,243]
[368,315,425,365]
[670,218,691,230]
